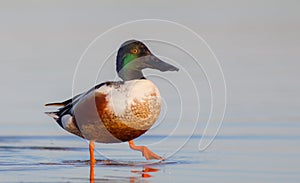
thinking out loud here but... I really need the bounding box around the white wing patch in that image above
[61,114,73,129]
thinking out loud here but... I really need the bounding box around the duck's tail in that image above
[44,111,59,120]
[44,102,65,107]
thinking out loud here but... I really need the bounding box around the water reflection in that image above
[131,166,159,178]
[90,163,95,183]
[89,162,159,183]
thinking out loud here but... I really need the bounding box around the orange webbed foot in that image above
[128,140,165,161]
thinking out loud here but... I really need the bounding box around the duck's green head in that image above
[116,40,179,81]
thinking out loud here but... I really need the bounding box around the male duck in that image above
[45,40,179,163]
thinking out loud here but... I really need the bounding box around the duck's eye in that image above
[131,48,138,54]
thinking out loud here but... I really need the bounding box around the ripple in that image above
[0,145,85,151]
[57,159,178,166]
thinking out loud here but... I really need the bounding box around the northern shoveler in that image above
[45,40,179,164]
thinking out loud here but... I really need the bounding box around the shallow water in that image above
[1,125,299,183]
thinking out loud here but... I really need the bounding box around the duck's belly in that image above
[73,80,161,143]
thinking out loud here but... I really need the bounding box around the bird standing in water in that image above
[45,40,179,164]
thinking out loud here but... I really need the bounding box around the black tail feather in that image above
[45,103,65,107]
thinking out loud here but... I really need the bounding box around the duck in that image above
[45,40,179,164]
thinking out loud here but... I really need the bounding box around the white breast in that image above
[96,80,161,117]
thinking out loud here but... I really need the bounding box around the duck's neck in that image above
[118,69,145,81]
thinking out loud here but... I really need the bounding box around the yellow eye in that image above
[131,48,138,54]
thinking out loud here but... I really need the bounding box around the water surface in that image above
[1,124,299,183]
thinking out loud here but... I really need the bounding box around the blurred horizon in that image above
[0,1,299,137]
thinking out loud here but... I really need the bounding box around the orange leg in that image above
[128,140,165,160]
[90,162,95,183]
[89,140,96,165]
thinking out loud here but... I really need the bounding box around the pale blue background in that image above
[0,0,299,135]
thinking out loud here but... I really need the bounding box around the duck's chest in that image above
[74,80,161,142]
[97,80,162,128]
